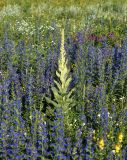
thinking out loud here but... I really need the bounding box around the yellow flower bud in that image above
[115,143,121,153]
[118,133,124,143]
[98,138,105,150]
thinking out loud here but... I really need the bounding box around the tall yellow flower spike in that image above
[115,143,121,153]
[118,132,124,143]
[98,138,105,150]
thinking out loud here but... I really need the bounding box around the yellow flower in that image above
[107,134,110,138]
[118,132,124,143]
[98,138,105,150]
[107,132,114,139]
[115,143,121,153]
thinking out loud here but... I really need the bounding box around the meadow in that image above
[0,0,127,159]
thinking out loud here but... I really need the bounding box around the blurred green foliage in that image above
[0,0,127,44]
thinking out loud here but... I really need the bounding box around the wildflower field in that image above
[0,0,127,159]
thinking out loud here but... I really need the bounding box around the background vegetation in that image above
[0,0,127,159]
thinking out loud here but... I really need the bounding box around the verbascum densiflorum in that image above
[46,28,75,133]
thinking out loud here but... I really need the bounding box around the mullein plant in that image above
[46,28,75,135]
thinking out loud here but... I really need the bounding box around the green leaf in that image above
[56,71,60,78]
[64,77,72,90]
[45,97,59,108]
[67,88,75,99]
[54,80,61,91]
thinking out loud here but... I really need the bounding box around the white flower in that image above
[82,123,85,126]
[74,119,77,123]
[29,115,32,120]
[112,150,116,154]
[113,98,116,102]
[16,19,35,35]
[24,132,27,136]
[120,96,125,100]
[98,114,101,117]
[0,4,21,21]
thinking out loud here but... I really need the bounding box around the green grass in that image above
[1,0,127,46]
